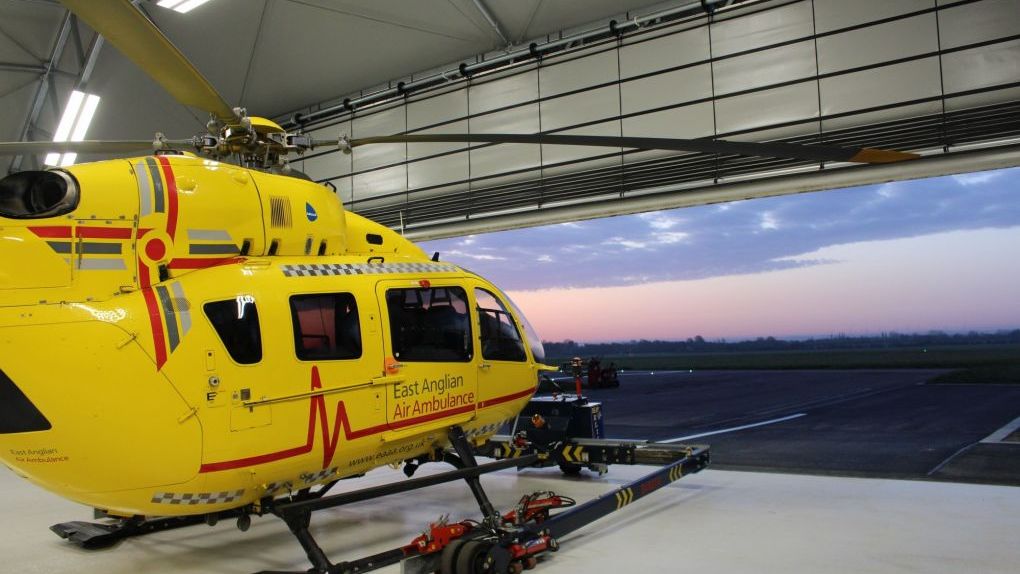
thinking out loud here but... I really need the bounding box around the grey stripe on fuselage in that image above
[78,258,127,270]
[155,285,179,352]
[79,242,122,254]
[170,281,191,335]
[134,161,153,216]
[145,157,164,213]
[187,229,232,241]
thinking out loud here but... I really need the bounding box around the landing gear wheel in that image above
[440,539,469,574]
[558,462,582,475]
[523,556,538,570]
[455,539,494,573]
[507,561,524,574]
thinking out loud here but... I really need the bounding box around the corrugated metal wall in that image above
[291,0,1020,236]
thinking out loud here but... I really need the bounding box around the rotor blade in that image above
[0,140,182,155]
[334,134,918,164]
[60,0,236,123]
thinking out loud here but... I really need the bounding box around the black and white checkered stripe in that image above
[262,481,293,495]
[466,419,508,439]
[151,489,245,505]
[299,467,338,485]
[260,468,338,496]
[281,262,460,277]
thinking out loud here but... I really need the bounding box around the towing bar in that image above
[544,444,709,538]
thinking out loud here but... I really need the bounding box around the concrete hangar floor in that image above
[2,369,1019,573]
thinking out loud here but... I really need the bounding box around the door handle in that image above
[479,362,491,370]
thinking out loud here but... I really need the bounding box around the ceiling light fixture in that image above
[45,90,101,167]
[157,0,213,14]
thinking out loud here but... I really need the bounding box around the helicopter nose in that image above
[0,369,51,434]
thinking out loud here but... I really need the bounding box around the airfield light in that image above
[45,90,100,167]
[158,0,213,13]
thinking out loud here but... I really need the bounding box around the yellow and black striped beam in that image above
[541,446,710,539]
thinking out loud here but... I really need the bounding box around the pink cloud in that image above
[507,227,1020,342]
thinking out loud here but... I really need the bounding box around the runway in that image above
[554,369,1020,484]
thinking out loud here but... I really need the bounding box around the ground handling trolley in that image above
[50,395,709,574]
[264,393,710,574]
[263,428,709,574]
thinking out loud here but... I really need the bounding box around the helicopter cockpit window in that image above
[0,170,79,219]
[386,286,472,362]
[203,298,262,364]
[474,289,527,362]
[290,293,362,361]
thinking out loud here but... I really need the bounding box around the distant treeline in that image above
[543,330,1020,357]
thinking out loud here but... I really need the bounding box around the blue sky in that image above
[421,168,1020,342]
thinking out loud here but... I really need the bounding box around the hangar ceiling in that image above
[0,0,672,172]
[2,0,1019,240]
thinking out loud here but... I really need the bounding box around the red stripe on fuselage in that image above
[200,367,385,473]
[478,386,535,408]
[76,227,134,239]
[198,367,533,473]
[138,260,151,289]
[29,226,137,239]
[156,155,179,240]
[27,226,72,238]
[141,287,167,368]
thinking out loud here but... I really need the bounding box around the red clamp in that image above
[503,492,570,525]
[406,519,471,555]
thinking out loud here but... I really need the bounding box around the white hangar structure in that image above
[286,0,1020,239]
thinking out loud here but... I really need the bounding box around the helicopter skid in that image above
[50,511,242,550]
[260,436,709,574]
[48,428,709,574]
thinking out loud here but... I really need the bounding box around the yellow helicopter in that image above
[0,1,918,572]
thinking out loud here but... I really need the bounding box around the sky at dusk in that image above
[421,168,1020,342]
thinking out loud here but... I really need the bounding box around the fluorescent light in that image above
[70,94,100,141]
[47,89,100,168]
[159,0,213,13]
[52,90,84,142]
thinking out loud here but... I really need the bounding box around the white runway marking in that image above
[980,414,1020,443]
[662,413,807,443]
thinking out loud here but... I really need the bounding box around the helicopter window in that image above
[0,170,79,219]
[290,293,362,361]
[474,289,526,362]
[386,286,472,362]
[203,298,263,364]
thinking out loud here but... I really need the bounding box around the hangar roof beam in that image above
[8,10,73,173]
[471,0,511,49]
[9,8,104,174]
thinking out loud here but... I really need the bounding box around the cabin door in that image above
[376,280,477,437]
[470,283,536,424]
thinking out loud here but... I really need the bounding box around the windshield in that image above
[500,290,546,364]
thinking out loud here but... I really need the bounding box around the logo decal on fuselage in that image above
[305,202,318,222]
